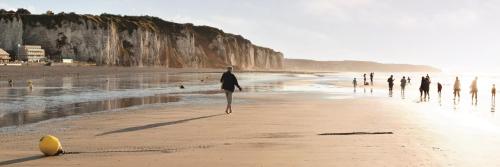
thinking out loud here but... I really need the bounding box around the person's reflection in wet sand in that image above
[492,93,496,112]
[370,88,373,95]
[453,97,460,111]
[438,95,442,106]
[364,87,366,94]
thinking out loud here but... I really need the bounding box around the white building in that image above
[0,48,10,63]
[19,45,46,62]
[62,59,73,63]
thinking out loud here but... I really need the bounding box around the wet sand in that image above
[0,66,316,81]
[0,66,223,80]
[3,88,500,166]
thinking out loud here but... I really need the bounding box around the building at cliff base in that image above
[19,45,46,62]
[62,59,73,63]
[0,48,10,62]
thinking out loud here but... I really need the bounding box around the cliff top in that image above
[0,9,281,54]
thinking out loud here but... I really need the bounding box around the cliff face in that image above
[0,14,284,69]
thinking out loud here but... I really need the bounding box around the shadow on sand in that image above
[96,114,225,136]
[0,155,45,166]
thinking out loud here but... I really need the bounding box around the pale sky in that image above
[1,0,500,72]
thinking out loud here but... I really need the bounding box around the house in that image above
[19,45,46,62]
[0,49,11,62]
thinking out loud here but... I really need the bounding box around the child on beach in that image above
[220,66,242,114]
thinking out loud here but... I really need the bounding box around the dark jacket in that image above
[220,71,241,92]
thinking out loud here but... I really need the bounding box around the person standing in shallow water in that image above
[424,75,431,100]
[492,84,496,102]
[353,78,358,92]
[437,82,443,97]
[370,73,374,85]
[220,66,242,114]
[419,76,425,100]
[453,77,461,100]
[470,77,478,105]
[387,75,395,94]
[400,76,407,95]
[363,74,367,85]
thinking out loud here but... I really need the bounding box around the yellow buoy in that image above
[39,135,63,156]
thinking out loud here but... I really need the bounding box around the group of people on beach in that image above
[452,76,496,104]
[351,73,497,105]
[353,72,375,91]
[380,75,412,96]
[415,75,495,104]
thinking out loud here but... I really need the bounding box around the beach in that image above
[1,68,500,166]
[0,92,439,166]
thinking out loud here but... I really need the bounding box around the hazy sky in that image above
[1,0,500,72]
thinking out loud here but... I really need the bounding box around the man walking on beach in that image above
[221,66,242,114]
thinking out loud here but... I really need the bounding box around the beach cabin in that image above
[0,48,11,63]
[19,45,46,62]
